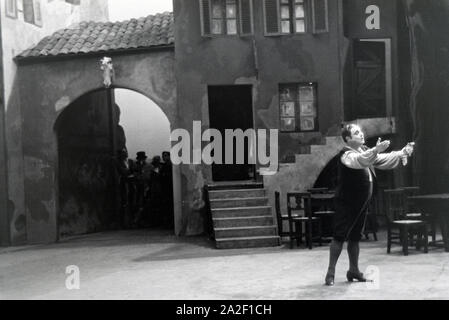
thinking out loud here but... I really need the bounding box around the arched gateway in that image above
[13,13,183,243]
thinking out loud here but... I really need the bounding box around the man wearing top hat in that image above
[133,151,153,226]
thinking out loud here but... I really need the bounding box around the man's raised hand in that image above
[375,138,390,153]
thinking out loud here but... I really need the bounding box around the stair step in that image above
[208,182,263,191]
[212,206,272,218]
[214,226,277,238]
[209,188,266,199]
[213,216,274,228]
[215,236,280,249]
[210,197,268,209]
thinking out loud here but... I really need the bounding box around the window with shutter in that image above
[265,0,307,35]
[23,0,35,24]
[312,0,328,33]
[239,0,254,36]
[200,0,253,36]
[6,0,18,18]
[264,0,280,35]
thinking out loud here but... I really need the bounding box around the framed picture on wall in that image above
[6,0,18,18]
[300,117,315,131]
[280,102,295,117]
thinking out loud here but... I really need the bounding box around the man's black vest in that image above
[335,146,376,204]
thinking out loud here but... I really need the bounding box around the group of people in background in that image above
[116,148,173,230]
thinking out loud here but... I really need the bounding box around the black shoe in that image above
[346,271,368,282]
[325,273,335,286]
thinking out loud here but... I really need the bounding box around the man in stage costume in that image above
[325,124,415,286]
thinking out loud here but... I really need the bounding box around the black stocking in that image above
[347,240,360,274]
[326,240,344,276]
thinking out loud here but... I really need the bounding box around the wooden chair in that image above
[287,192,322,249]
[402,187,423,219]
[384,189,428,255]
[309,190,336,239]
[403,186,437,244]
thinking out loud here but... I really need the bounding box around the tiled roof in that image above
[17,12,174,59]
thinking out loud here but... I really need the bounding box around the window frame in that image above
[5,0,18,19]
[279,82,319,133]
[265,0,308,36]
[200,0,254,37]
[279,0,307,34]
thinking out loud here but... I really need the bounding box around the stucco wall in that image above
[1,0,108,245]
[15,50,176,244]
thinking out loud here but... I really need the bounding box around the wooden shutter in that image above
[263,0,280,36]
[311,0,328,33]
[23,0,35,24]
[199,0,212,37]
[239,0,254,36]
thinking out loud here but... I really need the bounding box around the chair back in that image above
[287,192,312,219]
[402,186,420,212]
[384,189,405,222]
[275,191,283,233]
[307,187,329,194]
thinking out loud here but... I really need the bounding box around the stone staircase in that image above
[207,182,280,249]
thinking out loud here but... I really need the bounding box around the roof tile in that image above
[17,12,174,59]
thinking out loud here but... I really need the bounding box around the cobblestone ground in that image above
[1,229,448,300]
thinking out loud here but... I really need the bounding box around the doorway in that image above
[208,85,255,182]
[352,39,392,119]
[55,88,174,239]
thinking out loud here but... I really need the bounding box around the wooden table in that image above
[408,194,449,252]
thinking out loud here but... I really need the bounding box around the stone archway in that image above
[54,87,175,238]
[17,51,178,244]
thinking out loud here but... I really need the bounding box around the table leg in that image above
[440,214,449,252]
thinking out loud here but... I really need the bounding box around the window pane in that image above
[23,0,35,23]
[299,86,314,101]
[226,4,236,18]
[281,21,291,33]
[227,20,237,34]
[212,19,223,34]
[299,102,316,116]
[281,5,290,19]
[212,2,223,18]
[300,117,315,131]
[295,19,305,33]
[281,118,296,132]
[281,102,296,117]
[295,5,304,18]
